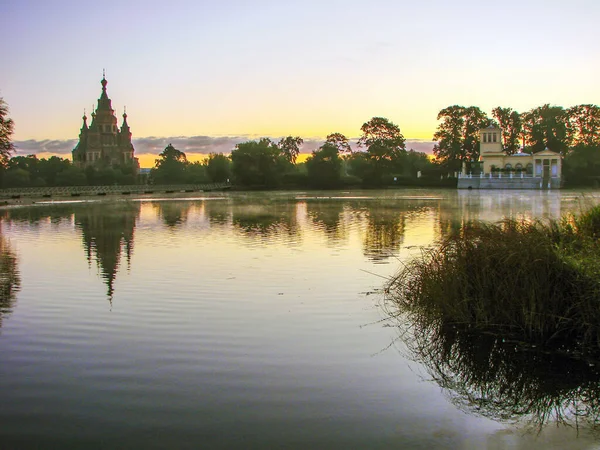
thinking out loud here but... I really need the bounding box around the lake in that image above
[1,189,600,449]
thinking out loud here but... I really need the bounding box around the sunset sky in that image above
[2,0,599,167]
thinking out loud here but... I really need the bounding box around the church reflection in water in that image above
[74,202,140,301]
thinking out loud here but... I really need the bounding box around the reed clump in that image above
[388,205,600,354]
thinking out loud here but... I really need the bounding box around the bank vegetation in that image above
[387,205,600,356]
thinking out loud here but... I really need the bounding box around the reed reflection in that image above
[387,311,600,431]
[0,235,20,328]
[75,203,140,300]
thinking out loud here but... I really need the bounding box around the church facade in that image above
[72,76,139,171]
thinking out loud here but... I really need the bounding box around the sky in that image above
[2,0,599,167]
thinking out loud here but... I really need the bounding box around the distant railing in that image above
[0,182,231,199]
[457,173,559,179]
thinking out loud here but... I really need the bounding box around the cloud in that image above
[13,136,436,158]
[405,139,435,154]
[14,139,77,155]
[133,136,248,156]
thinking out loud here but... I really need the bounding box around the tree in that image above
[358,117,406,185]
[433,105,489,171]
[277,136,304,164]
[204,153,231,182]
[0,97,15,168]
[3,168,30,187]
[358,117,406,161]
[151,144,188,184]
[185,161,209,184]
[8,155,41,184]
[38,156,71,186]
[521,104,570,155]
[55,165,87,186]
[492,107,522,154]
[567,104,600,147]
[403,150,433,176]
[324,132,352,154]
[230,138,284,187]
[433,105,465,170]
[462,106,490,162]
[305,142,342,188]
[345,151,370,181]
[563,143,600,186]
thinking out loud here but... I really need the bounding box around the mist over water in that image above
[1,189,599,449]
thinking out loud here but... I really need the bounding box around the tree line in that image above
[2,95,599,189]
[0,96,446,189]
[433,104,600,185]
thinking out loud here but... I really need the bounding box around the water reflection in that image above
[203,200,230,226]
[75,203,140,300]
[0,235,20,328]
[363,206,406,262]
[305,200,347,243]
[0,190,596,307]
[0,203,73,226]
[152,201,193,228]
[387,309,600,431]
[230,201,300,242]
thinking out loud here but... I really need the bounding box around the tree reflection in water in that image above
[0,236,20,327]
[384,302,600,432]
[363,208,406,262]
[153,201,193,228]
[306,200,347,243]
[230,202,300,242]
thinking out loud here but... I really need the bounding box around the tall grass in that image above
[387,205,600,353]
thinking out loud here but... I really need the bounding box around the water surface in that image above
[1,189,600,449]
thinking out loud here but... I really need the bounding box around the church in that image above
[72,75,139,171]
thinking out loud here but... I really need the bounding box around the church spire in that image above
[97,71,112,112]
[81,109,88,131]
[120,106,130,132]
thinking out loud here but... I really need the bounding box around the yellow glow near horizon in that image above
[137,152,312,169]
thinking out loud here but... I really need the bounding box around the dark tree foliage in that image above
[230,138,286,187]
[204,153,231,183]
[277,136,304,164]
[324,132,352,154]
[0,97,15,168]
[305,142,342,188]
[433,106,489,171]
[492,107,522,154]
[1,155,93,188]
[151,144,188,184]
[567,104,600,148]
[55,165,87,186]
[563,143,600,186]
[358,117,407,185]
[185,161,209,184]
[358,117,406,161]
[521,104,570,155]
[345,151,370,180]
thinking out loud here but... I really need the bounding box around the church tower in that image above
[72,74,139,171]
